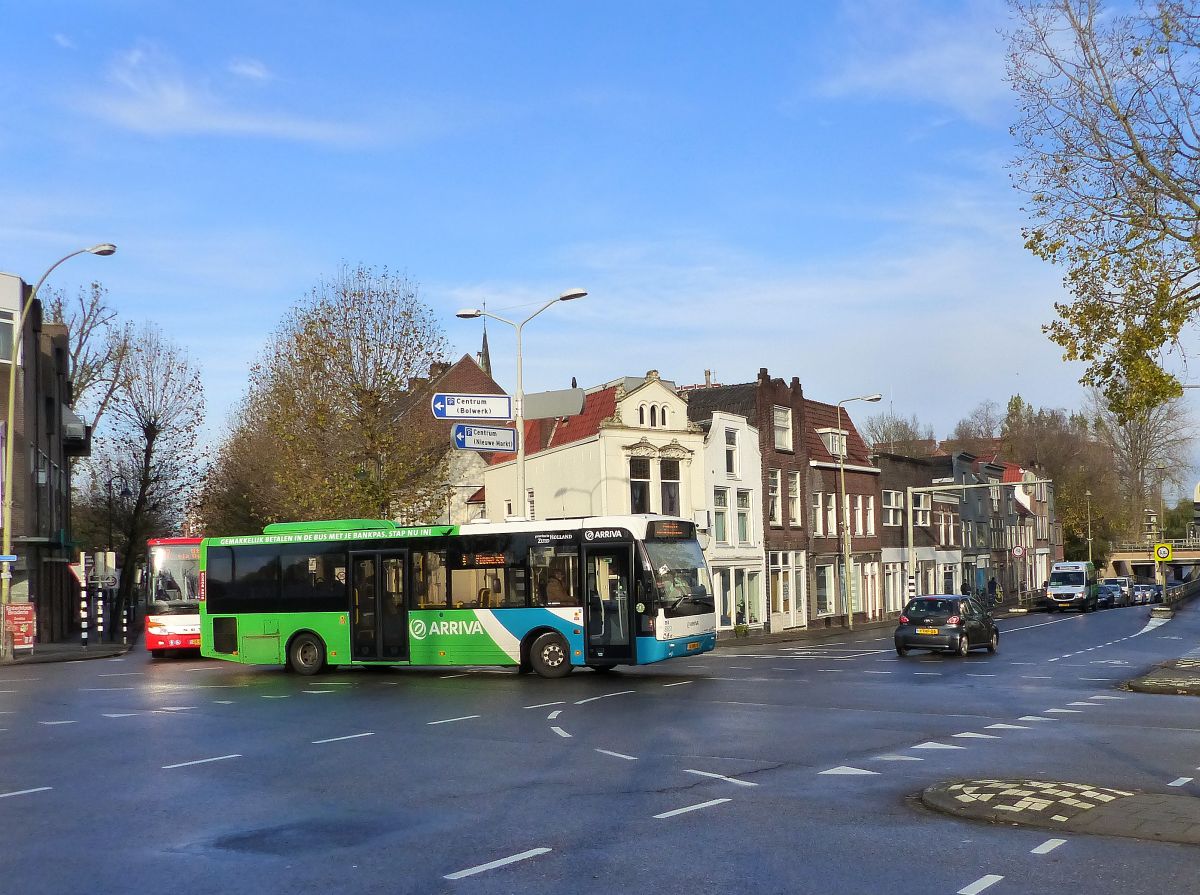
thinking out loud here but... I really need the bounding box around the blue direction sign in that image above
[452,424,518,453]
[431,393,513,420]
[0,555,17,563]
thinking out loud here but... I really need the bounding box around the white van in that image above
[1046,561,1098,612]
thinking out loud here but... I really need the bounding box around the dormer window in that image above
[817,427,847,458]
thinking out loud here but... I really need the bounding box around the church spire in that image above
[477,302,492,377]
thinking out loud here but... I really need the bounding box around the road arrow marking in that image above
[912,742,964,750]
[953,732,999,739]
[819,766,879,775]
[985,723,1030,730]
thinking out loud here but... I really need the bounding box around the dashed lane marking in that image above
[547,710,562,720]
[575,690,635,705]
[653,798,731,819]
[0,787,52,799]
[1019,716,1057,722]
[958,874,1004,895]
[986,723,1029,730]
[443,847,552,880]
[1031,838,1066,855]
[595,749,637,760]
[551,726,572,738]
[684,769,758,786]
[38,721,76,726]
[912,742,964,750]
[875,754,923,761]
[102,713,138,718]
[427,715,481,725]
[312,732,374,744]
[663,681,693,687]
[819,766,879,775]
[953,732,999,739]
[1044,708,1082,714]
[1168,777,1194,787]
[162,754,241,769]
[524,701,565,709]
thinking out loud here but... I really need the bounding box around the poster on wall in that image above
[4,603,35,652]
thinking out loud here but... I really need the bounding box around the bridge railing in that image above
[1112,539,1200,553]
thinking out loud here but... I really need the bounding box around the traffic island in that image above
[922,779,1200,846]
[1125,657,1200,696]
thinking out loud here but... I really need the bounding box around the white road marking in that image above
[444,847,552,880]
[214,700,234,704]
[986,723,1029,730]
[97,672,143,677]
[684,769,758,786]
[1032,838,1066,855]
[102,713,138,718]
[595,749,637,760]
[863,670,892,674]
[958,875,1004,895]
[715,701,772,707]
[1021,675,1052,679]
[1168,777,1193,787]
[912,742,964,750]
[81,687,136,691]
[1067,702,1096,707]
[913,672,942,676]
[547,710,561,720]
[1044,708,1082,714]
[966,673,996,677]
[0,678,38,682]
[663,681,693,687]
[575,690,635,704]
[819,766,879,775]
[0,787,52,799]
[1019,716,1058,722]
[427,715,481,725]
[875,754,923,761]
[1090,695,1124,700]
[260,695,289,699]
[551,726,572,738]
[162,754,241,769]
[303,690,336,694]
[653,798,731,819]
[312,732,375,744]
[440,673,468,679]
[525,701,565,709]
[39,721,76,726]
[156,706,196,712]
[1079,678,1115,682]
[953,732,999,739]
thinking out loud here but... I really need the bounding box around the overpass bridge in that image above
[1105,540,1200,583]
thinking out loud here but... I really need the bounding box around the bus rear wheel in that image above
[288,633,326,675]
[529,632,572,679]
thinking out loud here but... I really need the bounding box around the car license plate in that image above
[686,641,700,651]
[916,627,939,635]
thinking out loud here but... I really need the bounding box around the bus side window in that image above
[529,546,580,607]
[411,550,447,609]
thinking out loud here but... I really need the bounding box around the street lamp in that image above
[1,243,116,659]
[456,288,587,519]
[106,473,132,554]
[836,392,882,629]
[1085,489,1092,564]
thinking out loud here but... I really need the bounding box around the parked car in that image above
[1102,577,1131,606]
[894,595,999,657]
[1096,583,1121,609]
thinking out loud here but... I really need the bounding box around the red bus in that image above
[144,537,202,657]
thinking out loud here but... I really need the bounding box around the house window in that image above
[768,469,781,526]
[884,490,902,526]
[866,495,875,535]
[660,459,680,516]
[853,494,864,536]
[724,428,738,476]
[818,428,847,458]
[913,493,931,526]
[814,565,834,615]
[824,493,836,537]
[713,488,729,544]
[737,490,752,544]
[638,404,645,425]
[0,310,13,362]
[788,472,801,525]
[629,457,651,513]
[773,405,792,451]
[811,491,823,536]
[650,405,658,427]
[660,405,669,428]
[504,499,513,518]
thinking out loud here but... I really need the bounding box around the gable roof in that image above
[683,382,758,424]
[805,398,873,466]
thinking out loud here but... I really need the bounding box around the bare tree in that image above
[1087,388,1196,536]
[863,410,935,456]
[101,324,206,615]
[949,400,1005,454]
[44,282,133,432]
[1007,0,1200,417]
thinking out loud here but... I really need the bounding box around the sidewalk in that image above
[2,639,132,665]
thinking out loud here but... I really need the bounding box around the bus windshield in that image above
[149,543,201,612]
[644,538,715,617]
[1048,570,1085,587]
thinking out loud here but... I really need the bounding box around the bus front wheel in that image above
[288,632,326,675]
[529,632,572,679]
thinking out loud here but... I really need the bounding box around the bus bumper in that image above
[636,632,716,664]
[145,632,201,651]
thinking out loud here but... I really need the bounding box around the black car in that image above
[895,595,999,657]
[1096,583,1121,609]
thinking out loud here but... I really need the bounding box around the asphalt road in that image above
[3,603,1199,895]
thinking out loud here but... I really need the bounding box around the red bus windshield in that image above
[148,542,201,610]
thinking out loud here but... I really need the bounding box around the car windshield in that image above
[1048,571,1085,587]
[904,598,956,615]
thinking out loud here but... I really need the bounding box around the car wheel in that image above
[956,635,970,657]
[986,631,998,654]
[895,643,908,657]
[529,631,572,679]
[287,632,325,675]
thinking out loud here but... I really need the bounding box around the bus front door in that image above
[583,546,633,663]
[350,551,409,661]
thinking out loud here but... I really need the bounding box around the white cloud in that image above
[227,57,272,81]
[811,0,1012,126]
[84,43,372,145]
[53,33,75,50]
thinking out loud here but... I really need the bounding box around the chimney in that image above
[704,369,712,387]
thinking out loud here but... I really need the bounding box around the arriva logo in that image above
[409,619,484,640]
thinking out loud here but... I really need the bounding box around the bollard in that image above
[97,593,104,644]
[80,587,88,650]
[121,602,128,646]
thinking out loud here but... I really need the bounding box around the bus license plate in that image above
[916,628,939,635]
[686,641,700,651]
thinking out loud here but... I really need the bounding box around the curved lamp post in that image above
[836,392,882,629]
[456,288,587,519]
[1,244,116,658]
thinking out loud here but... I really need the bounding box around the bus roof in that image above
[148,537,203,546]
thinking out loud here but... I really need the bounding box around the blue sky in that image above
[2,1,1095,446]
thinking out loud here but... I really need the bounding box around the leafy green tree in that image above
[1007,0,1200,418]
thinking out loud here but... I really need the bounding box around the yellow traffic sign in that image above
[1154,543,1173,562]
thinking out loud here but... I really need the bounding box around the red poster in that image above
[4,603,36,651]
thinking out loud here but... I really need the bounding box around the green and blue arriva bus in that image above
[199,515,716,677]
